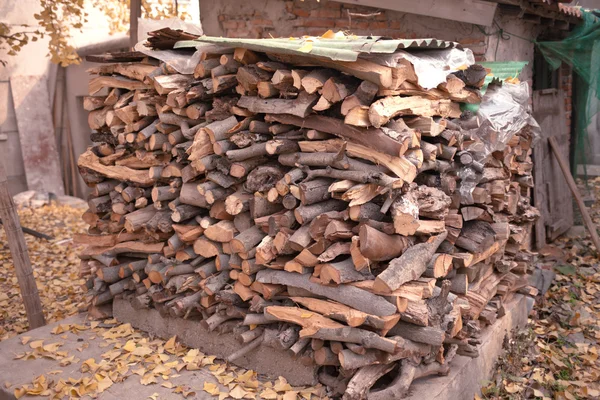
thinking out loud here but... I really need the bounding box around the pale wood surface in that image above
[0,160,46,328]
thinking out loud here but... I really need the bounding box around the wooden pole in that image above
[548,136,600,252]
[130,0,142,47]
[0,161,46,329]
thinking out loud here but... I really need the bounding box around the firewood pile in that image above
[77,32,540,399]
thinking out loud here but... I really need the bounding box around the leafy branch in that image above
[1,0,190,67]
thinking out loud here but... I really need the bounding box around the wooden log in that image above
[373,232,447,293]
[301,69,337,94]
[266,114,407,159]
[257,270,397,316]
[455,221,496,253]
[295,199,347,225]
[230,225,267,254]
[369,96,461,128]
[204,220,237,243]
[368,346,458,400]
[320,258,372,285]
[343,364,395,400]
[386,321,445,346]
[290,297,399,335]
[237,92,318,118]
[314,347,340,366]
[341,80,379,116]
[424,254,453,278]
[359,225,413,262]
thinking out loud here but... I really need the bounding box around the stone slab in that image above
[113,298,318,386]
[0,314,217,400]
[405,294,534,400]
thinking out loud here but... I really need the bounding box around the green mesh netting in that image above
[537,10,600,176]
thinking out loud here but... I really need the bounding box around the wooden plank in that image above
[549,136,600,252]
[130,0,142,46]
[10,76,64,195]
[335,0,497,26]
[0,160,46,329]
[532,89,573,249]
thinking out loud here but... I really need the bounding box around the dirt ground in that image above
[1,188,599,398]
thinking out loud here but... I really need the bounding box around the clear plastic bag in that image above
[457,82,541,202]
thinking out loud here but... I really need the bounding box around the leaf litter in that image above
[1,203,327,399]
[0,204,88,341]
[10,320,327,399]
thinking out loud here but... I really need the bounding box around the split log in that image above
[343,364,395,400]
[359,225,413,262]
[373,232,447,293]
[257,270,397,316]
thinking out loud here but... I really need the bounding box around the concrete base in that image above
[405,294,534,400]
[113,298,318,386]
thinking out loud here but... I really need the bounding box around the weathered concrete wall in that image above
[484,13,540,87]
[0,0,115,195]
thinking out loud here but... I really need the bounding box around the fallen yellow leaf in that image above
[204,382,220,396]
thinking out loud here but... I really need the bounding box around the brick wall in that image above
[560,63,573,133]
[209,0,488,59]
[202,0,539,85]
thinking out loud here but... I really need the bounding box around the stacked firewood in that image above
[77,35,539,399]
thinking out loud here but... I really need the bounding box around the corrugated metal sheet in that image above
[174,36,462,62]
[479,61,529,92]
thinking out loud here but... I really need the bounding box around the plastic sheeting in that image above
[458,82,540,203]
[537,9,600,174]
[364,48,475,90]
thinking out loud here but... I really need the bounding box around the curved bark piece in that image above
[343,364,395,400]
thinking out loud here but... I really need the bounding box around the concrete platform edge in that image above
[405,294,534,400]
